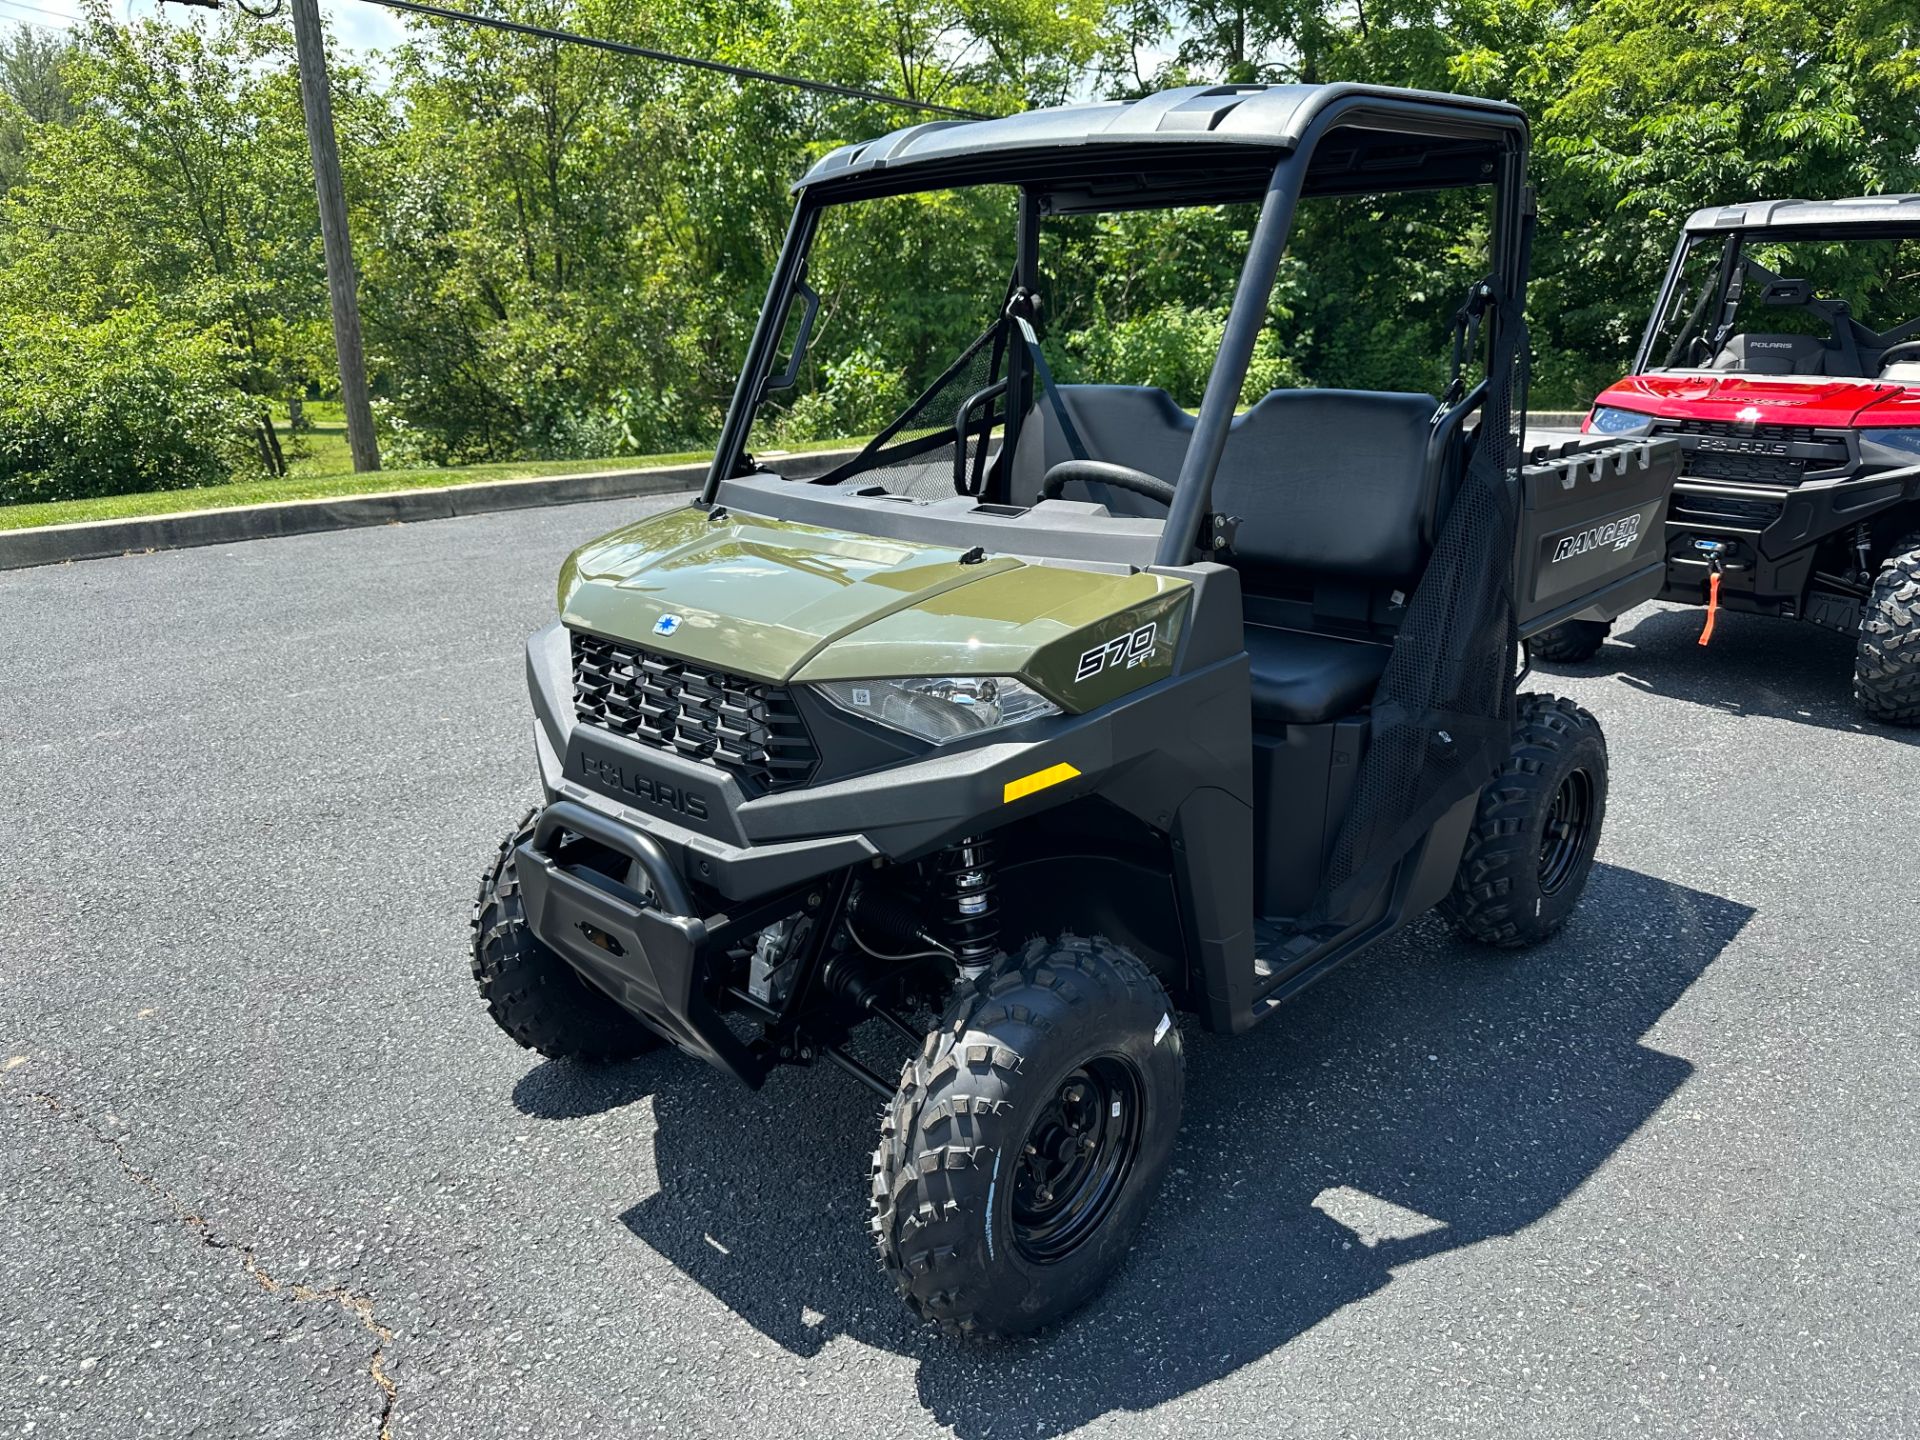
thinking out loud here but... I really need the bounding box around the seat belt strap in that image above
[1441,278,1494,409]
[1707,249,1747,359]
[1014,315,1089,462]
[1013,313,1118,510]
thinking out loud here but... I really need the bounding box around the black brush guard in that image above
[513,801,800,1086]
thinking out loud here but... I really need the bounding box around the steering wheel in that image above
[1039,459,1176,508]
[1877,340,1920,367]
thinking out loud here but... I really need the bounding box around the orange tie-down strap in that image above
[1698,570,1722,646]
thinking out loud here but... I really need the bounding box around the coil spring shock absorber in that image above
[1852,521,1876,585]
[931,835,999,982]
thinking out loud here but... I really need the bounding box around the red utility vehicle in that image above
[1537,195,1920,721]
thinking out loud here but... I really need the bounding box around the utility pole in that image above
[289,0,379,472]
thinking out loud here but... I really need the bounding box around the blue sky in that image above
[1,2,1175,96]
[0,0,410,53]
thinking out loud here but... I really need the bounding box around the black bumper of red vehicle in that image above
[1659,459,1920,617]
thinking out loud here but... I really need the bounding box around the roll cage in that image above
[699,84,1534,569]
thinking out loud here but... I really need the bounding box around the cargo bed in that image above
[1513,436,1682,636]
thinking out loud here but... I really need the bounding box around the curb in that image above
[0,449,856,572]
[1,420,1598,574]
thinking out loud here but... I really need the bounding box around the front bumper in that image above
[1658,460,1920,611]
[513,800,813,1085]
[518,619,1179,1077]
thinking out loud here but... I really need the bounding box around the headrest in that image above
[1710,334,1829,375]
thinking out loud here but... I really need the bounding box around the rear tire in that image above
[871,935,1183,1337]
[1854,539,1920,725]
[470,809,663,1063]
[1440,693,1608,948]
[1526,617,1612,664]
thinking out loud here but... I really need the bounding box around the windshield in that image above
[742,177,1499,511]
[1642,231,1920,378]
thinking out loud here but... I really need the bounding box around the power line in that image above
[347,0,991,120]
[0,0,80,26]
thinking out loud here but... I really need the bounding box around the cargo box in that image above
[1513,436,1681,636]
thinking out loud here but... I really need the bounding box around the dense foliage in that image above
[0,304,255,503]
[0,0,1914,498]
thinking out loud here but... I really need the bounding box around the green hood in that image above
[559,507,1021,682]
[558,506,1190,707]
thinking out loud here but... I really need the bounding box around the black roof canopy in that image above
[794,83,1528,212]
[1685,194,1920,239]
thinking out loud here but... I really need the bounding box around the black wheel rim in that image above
[1010,1056,1145,1265]
[1539,767,1596,896]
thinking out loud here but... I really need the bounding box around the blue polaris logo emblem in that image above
[653,614,682,637]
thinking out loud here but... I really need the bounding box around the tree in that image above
[0,27,76,193]
[0,301,257,504]
[0,4,391,469]
[367,0,1116,461]
[5,0,1917,503]
[1526,0,1920,399]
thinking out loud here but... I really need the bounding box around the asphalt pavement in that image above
[3,495,1915,1438]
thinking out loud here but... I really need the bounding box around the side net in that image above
[808,319,1008,502]
[1307,294,1529,927]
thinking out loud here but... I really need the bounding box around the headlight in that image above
[1586,405,1656,436]
[813,676,1060,745]
[1860,427,1920,465]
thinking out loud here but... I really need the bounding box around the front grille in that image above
[1669,490,1783,530]
[1671,418,1818,442]
[570,630,817,793]
[1662,418,1850,487]
[1685,451,1810,484]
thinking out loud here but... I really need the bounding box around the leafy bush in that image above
[769,346,910,445]
[0,307,258,505]
[1065,303,1303,409]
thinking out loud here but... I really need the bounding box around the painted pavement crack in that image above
[28,1089,400,1438]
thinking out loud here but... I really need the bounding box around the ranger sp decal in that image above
[1551,515,1642,564]
[1075,622,1158,682]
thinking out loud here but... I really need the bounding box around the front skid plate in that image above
[513,832,765,1085]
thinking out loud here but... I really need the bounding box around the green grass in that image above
[0,407,862,532]
[282,398,353,477]
[0,456,708,531]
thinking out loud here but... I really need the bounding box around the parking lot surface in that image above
[3,496,1915,1438]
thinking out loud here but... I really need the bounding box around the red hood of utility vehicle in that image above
[1590,373,1920,430]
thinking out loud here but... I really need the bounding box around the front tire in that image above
[1854,539,1920,724]
[871,936,1184,1337]
[1440,694,1608,948]
[1526,617,1612,664]
[470,809,663,1063]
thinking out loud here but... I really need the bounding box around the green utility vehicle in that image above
[471,83,1681,1336]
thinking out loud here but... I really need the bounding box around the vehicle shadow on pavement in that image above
[1537,604,1920,742]
[541,862,1749,1438]
[511,1055,671,1120]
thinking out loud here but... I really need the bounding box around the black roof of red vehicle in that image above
[1685,194,1920,234]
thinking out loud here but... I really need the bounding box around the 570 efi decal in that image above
[1075,622,1158,682]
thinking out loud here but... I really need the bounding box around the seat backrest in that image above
[1711,333,1830,375]
[1004,383,1464,622]
[1214,390,1448,588]
[1007,385,1195,516]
